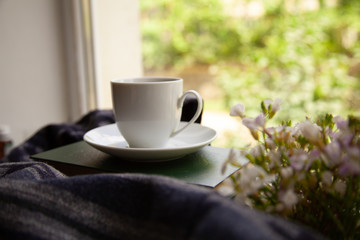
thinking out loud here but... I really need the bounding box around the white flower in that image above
[333,115,348,131]
[291,125,301,138]
[334,180,346,196]
[228,148,241,163]
[289,149,308,170]
[242,117,257,129]
[264,98,282,113]
[279,189,298,209]
[332,115,343,123]
[321,171,333,186]
[281,167,294,179]
[306,149,320,170]
[255,113,266,127]
[339,160,360,177]
[268,151,281,168]
[272,98,282,112]
[348,146,360,160]
[263,99,272,108]
[275,203,285,212]
[246,164,267,179]
[242,113,265,130]
[237,164,275,197]
[298,120,322,144]
[265,138,276,150]
[324,142,342,167]
[249,145,265,158]
[230,104,246,118]
[222,148,242,174]
[275,125,297,146]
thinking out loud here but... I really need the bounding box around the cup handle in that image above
[170,90,203,137]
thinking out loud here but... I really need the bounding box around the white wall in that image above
[0,0,70,146]
[0,0,143,147]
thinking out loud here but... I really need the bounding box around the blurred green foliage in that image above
[140,0,360,121]
[140,0,239,69]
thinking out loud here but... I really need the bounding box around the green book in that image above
[31,141,247,188]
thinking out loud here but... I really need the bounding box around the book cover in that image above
[31,141,247,187]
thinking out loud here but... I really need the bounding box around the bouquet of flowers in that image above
[223,99,360,240]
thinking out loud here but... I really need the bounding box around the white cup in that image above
[111,77,203,148]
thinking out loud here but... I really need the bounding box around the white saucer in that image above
[83,122,217,162]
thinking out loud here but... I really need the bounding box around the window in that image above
[73,0,360,148]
